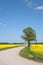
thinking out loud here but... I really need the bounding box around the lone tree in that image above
[21,27,37,47]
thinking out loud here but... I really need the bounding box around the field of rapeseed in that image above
[30,44,43,54]
[0,44,24,50]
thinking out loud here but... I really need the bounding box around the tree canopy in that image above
[21,27,37,46]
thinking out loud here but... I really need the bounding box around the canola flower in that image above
[30,44,43,54]
[0,44,23,49]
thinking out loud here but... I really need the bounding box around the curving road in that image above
[0,47,43,65]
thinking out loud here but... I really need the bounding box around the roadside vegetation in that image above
[19,43,43,62]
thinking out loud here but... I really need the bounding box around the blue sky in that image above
[0,0,43,43]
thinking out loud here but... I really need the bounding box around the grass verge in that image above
[19,47,43,63]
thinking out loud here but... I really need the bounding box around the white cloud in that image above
[27,1,37,7]
[35,6,43,10]
[24,0,37,8]
[0,22,7,26]
[24,0,43,14]
[25,0,28,3]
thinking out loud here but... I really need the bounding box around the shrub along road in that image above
[0,47,43,65]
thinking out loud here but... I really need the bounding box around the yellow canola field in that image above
[30,44,43,54]
[0,44,23,49]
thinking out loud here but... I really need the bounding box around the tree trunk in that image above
[28,41,30,47]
